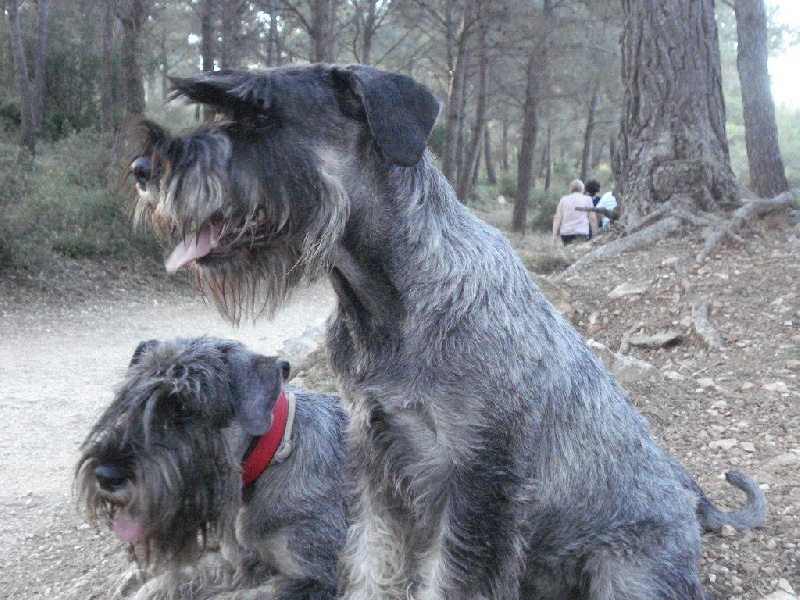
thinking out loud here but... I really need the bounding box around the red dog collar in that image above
[241,390,292,487]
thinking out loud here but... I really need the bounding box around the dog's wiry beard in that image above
[193,166,350,323]
[76,415,241,573]
[134,430,240,571]
[133,133,350,324]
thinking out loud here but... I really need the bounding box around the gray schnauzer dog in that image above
[76,336,348,599]
[130,65,766,599]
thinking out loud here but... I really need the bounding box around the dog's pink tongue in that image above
[113,508,143,542]
[165,228,214,274]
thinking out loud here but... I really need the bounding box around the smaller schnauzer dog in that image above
[76,337,348,599]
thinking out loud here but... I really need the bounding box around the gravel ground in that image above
[0,211,798,599]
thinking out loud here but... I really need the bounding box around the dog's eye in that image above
[130,156,152,187]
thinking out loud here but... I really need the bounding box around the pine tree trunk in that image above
[734,0,789,197]
[580,81,600,183]
[501,119,509,173]
[116,0,148,159]
[511,0,551,232]
[356,0,378,64]
[101,0,115,136]
[615,0,740,224]
[543,122,552,192]
[32,0,49,133]
[265,0,282,66]
[441,7,471,185]
[484,127,497,185]
[511,50,539,233]
[200,0,216,122]
[220,0,245,69]
[456,5,487,204]
[7,0,36,159]
[309,0,338,62]
[118,0,147,116]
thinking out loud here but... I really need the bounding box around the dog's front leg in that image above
[340,475,413,600]
[413,459,529,600]
[106,567,146,599]
[120,554,237,600]
[220,576,336,600]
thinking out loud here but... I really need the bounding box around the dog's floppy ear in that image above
[226,351,290,436]
[333,65,441,167]
[129,340,159,366]
[168,70,271,116]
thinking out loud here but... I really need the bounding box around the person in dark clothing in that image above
[585,179,601,207]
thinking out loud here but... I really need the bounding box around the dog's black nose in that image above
[95,464,129,491]
[130,156,152,188]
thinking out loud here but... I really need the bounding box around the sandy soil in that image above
[0,212,798,599]
[0,263,335,599]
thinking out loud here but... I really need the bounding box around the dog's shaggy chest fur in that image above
[131,64,766,600]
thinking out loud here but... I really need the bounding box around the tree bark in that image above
[456,3,488,204]
[32,0,50,133]
[354,0,379,64]
[441,4,472,185]
[734,0,789,198]
[511,0,551,232]
[309,0,338,62]
[118,0,147,117]
[615,0,740,225]
[200,0,216,122]
[6,0,36,159]
[501,119,509,173]
[543,122,552,191]
[220,0,246,69]
[116,0,148,159]
[484,126,497,185]
[265,0,283,66]
[580,80,600,183]
[511,51,539,233]
[101,0,115,136]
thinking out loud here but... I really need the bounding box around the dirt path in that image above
[0,213,798,599]
[0,278,335,599]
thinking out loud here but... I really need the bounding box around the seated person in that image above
[552,179,597,245]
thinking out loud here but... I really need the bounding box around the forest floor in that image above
[0,209,798,600]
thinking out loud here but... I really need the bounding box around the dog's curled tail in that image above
[696,471,767,532]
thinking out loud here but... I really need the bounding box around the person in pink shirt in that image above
[552,179,598,246]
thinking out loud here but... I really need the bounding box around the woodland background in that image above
[0,0,798,273]
[0,4,799,598]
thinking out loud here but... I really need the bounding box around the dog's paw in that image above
[106,569,145,599]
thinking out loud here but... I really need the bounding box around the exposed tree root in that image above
[558,191,795,277]
[692,297,726,350]
[561,216,682,277]
[695,191,795,263]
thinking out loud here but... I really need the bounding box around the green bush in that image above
[528,190,561,232]
[519,250,574,274]
[0,130,160,272]
[499,173,517,200]
[0,100,20,134]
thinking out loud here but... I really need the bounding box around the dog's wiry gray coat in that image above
[76,337,348,599]
[131,64,766,599]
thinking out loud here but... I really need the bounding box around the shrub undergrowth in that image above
[0,130,160,273]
